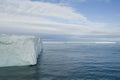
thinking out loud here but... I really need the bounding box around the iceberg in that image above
[0,34,42,67]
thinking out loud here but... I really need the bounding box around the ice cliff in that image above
[0,34,42,67]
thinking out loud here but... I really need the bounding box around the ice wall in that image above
[0,34,42,67]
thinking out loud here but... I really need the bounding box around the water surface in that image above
[0,43,120,80]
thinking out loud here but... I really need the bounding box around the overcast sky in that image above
[0,0,120,41]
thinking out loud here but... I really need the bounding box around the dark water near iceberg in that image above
[0,43,120,80]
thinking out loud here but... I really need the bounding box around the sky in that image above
[0,0,120,42]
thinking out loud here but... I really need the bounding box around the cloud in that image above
[0,0,118,41]
[0,0,89,36]
[33,0,86,3]
[59,0,86,3]
[0,13,116,36]
[58,0,111,3]
[97,0,111,3]
[0,13,90,35]
[0,0,87,22]
[115,14,120,17]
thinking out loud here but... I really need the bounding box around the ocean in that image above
[0,43,120,80]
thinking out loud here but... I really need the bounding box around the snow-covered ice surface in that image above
[0,34,42,67]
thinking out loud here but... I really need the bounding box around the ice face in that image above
[0,34,42,67]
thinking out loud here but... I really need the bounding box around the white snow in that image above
[0,34,42,67]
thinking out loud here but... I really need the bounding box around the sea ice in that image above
[0,34,42,67]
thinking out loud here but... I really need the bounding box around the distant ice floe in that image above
[94,42,117,44]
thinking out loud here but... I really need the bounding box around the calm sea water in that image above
[0,43,120,80]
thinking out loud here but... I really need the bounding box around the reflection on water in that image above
[0,66,36,80]
[0,51,43,80]
[0,43,120,80]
